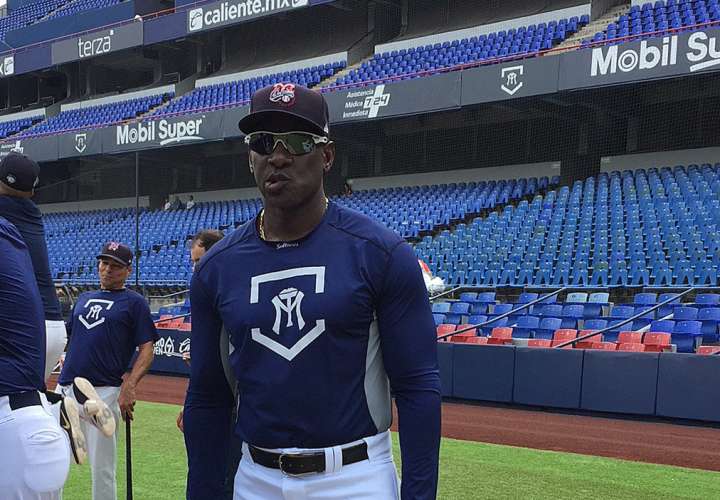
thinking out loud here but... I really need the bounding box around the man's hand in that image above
[177,409,184,432]
[118,380,137,421]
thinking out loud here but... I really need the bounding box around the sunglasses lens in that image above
[248,134,275,155]
[284,134,317,155]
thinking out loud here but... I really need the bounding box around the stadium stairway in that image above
[555,3,631,51]
[319,55,374,89]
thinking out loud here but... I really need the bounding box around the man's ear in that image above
[322,142,335,174]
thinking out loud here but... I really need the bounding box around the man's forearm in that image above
[126,344,154,387]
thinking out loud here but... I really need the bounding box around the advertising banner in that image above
[51,21,143,65]
[325,72,461,124]
[58,129,102,157]
[559,27,720,89]
[187,0,309,35]
[102,111,225,154]
[462,56,560,105]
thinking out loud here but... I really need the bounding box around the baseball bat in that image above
[126,418,133,500]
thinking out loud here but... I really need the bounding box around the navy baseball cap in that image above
[0,152,40,192]
[238,83,330,137]
[97,242,133,267]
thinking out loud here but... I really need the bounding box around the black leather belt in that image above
[248,442,368,476]
[8,391,42,411]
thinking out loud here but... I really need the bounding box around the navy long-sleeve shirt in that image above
[0,196,62,320]
[184,201,440,499]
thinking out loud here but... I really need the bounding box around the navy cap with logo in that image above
[238,83,330,137]
[0,152,40,192]
[97,241,133,267]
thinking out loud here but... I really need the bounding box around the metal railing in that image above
[436,287,568,342]
[553,288,696,349]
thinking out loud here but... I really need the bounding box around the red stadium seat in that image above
[436,324,456,341]
[617,331,643,344]
[156,315,174,329]
[617,343,645,352]
[527,339,552,348]
[643,332,672,352]
[463,336,488,345]
[697,346,720,355]
[487,327,513,345]
[590,342,618,351]
[551,329,577,348]
[575,329,602,349]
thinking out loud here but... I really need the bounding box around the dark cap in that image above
[97,241,133,267]
[238,83,330,137]
[0,152,40,192]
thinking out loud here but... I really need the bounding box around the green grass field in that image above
[63,401,720,499]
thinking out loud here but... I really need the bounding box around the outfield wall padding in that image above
[656,353,720,422]
[453,344,515,402]
[436,342,454,398]
[513,347,584,409]
[580,350,659,415]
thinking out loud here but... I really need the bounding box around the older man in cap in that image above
[57,241,158,500]
[184,83,440,500]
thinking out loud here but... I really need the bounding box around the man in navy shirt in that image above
[0,152,67,380]
[58,241,158,500]
[184,84,441,499]
[0,216,72,498]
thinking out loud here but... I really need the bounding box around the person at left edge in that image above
[0,216,70,499]
[0,152,67,380]
[56,241,159,500]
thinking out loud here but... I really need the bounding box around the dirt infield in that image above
[124,374,720,472]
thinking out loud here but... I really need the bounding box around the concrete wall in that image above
[197,52,347,87]
[349,161,561,191]
[39,196,150,213]
[0,108,45,122]
[600,147,720,172]
[376,5,591,54]
[61,85,175,111]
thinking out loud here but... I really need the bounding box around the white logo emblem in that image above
[501,65,524,95]
[0,56,14,77]
[79,299,114,329]
[5,174,15,185]
[250,267,325,361]
[363,85,390,118]
[269,83,296,105]
[75,133,87,153]
[188,8,203,31]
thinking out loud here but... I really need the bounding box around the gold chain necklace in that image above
[258,197,329,241]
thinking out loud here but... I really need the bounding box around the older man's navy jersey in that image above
[0,196,62,321]
[59,289,159,387]
[185,201,441,499]
[0,217,45,396]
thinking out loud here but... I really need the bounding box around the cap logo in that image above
[269,83,296,107]
[108,242,120,251]
[5,174,15,185]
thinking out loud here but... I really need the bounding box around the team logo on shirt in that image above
[79,299,115,329]
[250,266,325,361]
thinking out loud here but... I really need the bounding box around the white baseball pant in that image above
[55,384,120,500]
[44,320,67,382]
[233,430,400,500]
[0,392,70,499]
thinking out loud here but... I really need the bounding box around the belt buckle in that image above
[278,452,318,478]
